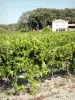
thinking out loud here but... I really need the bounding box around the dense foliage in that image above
[0,31,75,94]
[18,8,75,31]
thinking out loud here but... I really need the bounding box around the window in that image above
[56,29,58,31]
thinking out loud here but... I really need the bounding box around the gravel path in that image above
[43,87,75,100]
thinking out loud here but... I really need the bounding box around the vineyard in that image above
[0,31,75,94]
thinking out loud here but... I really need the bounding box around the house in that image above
[52,19,68,31]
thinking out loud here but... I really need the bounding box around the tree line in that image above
[0,8,75,32]
[18,8,75,31]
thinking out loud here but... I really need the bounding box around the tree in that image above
[18,8,75,31]
[17,11,32,31]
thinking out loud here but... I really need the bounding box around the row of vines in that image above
[0,31,75,94]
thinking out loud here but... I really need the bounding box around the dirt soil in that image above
[0,75,75,100]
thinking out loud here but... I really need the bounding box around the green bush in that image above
[0,31,75,94]
[42,26,51,32]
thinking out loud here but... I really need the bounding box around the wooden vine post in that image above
[66,58,71,76]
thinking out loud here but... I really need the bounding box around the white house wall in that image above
[52,21,68,31]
